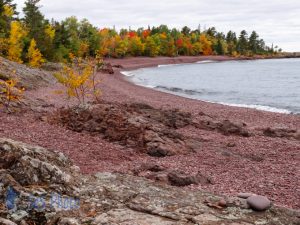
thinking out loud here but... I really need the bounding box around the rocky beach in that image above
[0,56,300,224]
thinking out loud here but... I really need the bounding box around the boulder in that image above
[247,195,272,211]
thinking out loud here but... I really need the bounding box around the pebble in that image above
[247,195,271,211]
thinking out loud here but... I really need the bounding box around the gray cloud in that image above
[14,0,300,51]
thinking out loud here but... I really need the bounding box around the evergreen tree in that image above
[23,0,46,50]
[237,30,248,55]
[0,0,17,37]
[249,31,259,54]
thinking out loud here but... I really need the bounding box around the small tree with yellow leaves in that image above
[27,39,45,68]
[54,56,101,104]
[0,71,25,112]
[8,21,27,63]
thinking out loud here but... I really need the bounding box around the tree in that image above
[0,0,17,38]
[145,36,160,57]
[249,31,259,54]
[23,0,46,51]
[54,57,101,104]
[226,31,237,55]
[199,34,212,55]
[237,30,248,55]
[128,36,144,56]
[181,26,191,36]
[27,38,45,67]
[8,21,27,63]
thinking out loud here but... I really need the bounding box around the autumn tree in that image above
[128,36,144,56]
[54,56,101,104]
[27,38,45,67]
[8,21,27,63]
[145,36,160,57]
[199,34,212,55]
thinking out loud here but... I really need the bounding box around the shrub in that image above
[53,56,101,104]
[0,75,25,112]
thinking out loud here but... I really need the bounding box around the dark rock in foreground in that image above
[0,138,299,224]
[52,103,194,157]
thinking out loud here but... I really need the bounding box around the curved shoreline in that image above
[103,56,300,128]
[120,67,294,115]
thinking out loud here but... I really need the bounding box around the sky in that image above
[14,0,300,52]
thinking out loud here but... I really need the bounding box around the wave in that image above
[154,86,292,114]
[157,64,182,68]
[120,71,135,77]
[155,85,221,96]
[218,102,292,114]
[196,60,218,64]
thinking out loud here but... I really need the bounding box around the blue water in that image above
[122,58,300,114]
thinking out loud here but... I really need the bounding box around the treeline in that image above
[0,0,281,66]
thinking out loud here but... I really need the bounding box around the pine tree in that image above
[0,0,17,38]
[23,0,46,51]
[237,30,248,55]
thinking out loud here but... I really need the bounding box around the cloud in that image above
[14,0,300,51]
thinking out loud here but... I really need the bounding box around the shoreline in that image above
[103,56,299,125]
[118,58,297,115]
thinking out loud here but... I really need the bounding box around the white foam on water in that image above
[217,102,291,114]
[196,60,218,64]
[120,71,135,77]
[157,64,182,68]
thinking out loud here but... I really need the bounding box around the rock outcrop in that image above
[0,138,299,224]
[0,56,54,90]
[52,103,194,157]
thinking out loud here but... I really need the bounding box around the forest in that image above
[0,0,281,66]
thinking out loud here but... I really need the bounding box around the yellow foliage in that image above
[0,73,25,112]
[78,42,89,58]
[199,34,213,56]
[8,21,27,63]
[27,39,45,68]
[54,57,101,104]
[44,24,55,41]
[0,37,9,55]
[3,4,14,17]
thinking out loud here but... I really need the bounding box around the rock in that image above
[167,171,212,187]
[218,199,227,207]
[197,117,250,137]
[57,218,80,225]
[0,218,17,225]
[0,56,54,90]
[10,211,28,222]
[263,126,297,139]
[52,103,194,157]
[0,139,299,225]
[294,131,300,140]
[238,193,255,199]
[247,195,272,211]
[94,208,176,225]
[227,142,236,147]
[99,62,114,74]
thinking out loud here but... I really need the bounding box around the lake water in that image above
[122,58,300,114]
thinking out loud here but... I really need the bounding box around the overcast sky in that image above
[14,0,300,52]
